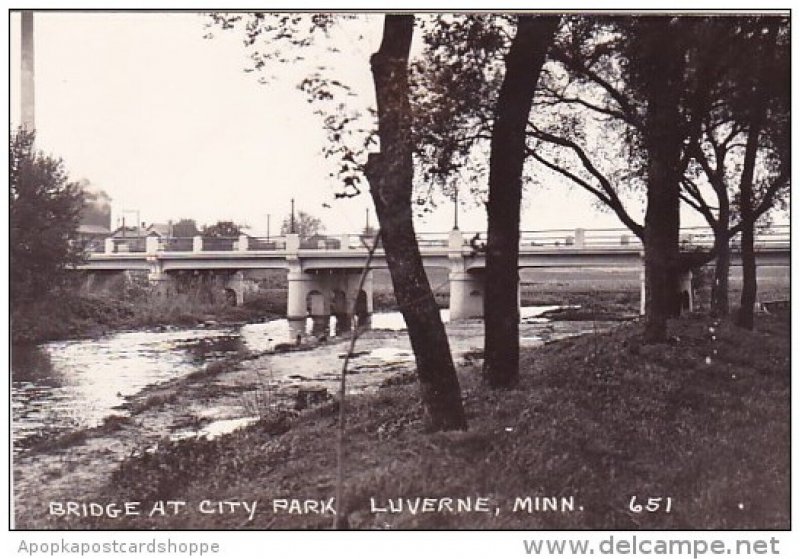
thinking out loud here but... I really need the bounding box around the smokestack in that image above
[21,11,35,130]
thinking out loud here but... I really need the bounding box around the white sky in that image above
[7,10,763,236]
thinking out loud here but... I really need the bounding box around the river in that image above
[11,306,608,451]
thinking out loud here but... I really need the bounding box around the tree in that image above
[536,17,789,320]
[483,15,559,387]
[201,220,242,238]
[172,218,200,238]
[10,129,85,307]
[209,13,467,431]
[366,15,467,430]
[626,18,691,342]
[734,20,785,329]
[279,210,325,237]
[673,17,788,317]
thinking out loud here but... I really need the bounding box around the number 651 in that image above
[629,496,672,513]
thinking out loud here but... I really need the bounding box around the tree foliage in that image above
[279,210,325,237]
[172,218,200,238]
[201,220,243,238]
[10,129,85,307]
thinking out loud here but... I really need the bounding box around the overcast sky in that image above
[9,11,743,236]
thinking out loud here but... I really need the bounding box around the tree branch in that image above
[550,47,642,129]
[526,124,644,239]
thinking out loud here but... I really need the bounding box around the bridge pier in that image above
[448,229,487,320]
[286,263,374,336]
[147,258,175,296]
[449,271,484,320]
[639,262,695,316]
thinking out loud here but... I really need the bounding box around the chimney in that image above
[20,11,35,130]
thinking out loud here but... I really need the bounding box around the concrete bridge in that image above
[79,226,790,322]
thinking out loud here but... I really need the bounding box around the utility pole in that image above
[20,11,35,130]
[290,198,296,234]
[121,209,140,237]
[266,214,271,241]
[453,186,459,230]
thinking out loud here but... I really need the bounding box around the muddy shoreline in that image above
[12,315,622,528]
[13,311,789,530]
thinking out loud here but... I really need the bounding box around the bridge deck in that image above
[77,226,790,271]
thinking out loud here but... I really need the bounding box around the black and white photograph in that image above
[6,4,792,552]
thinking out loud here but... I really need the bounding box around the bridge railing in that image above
[161,237,194,252]
[299,237,342,249]
[517,228,646,248]
[201,237,238,251]
[248,237,286,251]
[582,228,643,248]
[105,237,146,253]
[86,225,788,256]
[753,224,790,248]
[82,240,106,254]
[416,232,450,248]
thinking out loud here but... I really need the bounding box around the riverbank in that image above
[9,284,637,346]
[10,289,281,345]
[13,311,788,530]
[12,263,788,344]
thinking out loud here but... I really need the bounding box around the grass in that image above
[30,310,789,530]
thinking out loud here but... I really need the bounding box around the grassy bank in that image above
[10,288,278,345]
[30,311,789,530]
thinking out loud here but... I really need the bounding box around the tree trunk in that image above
[639,20,686,343]
[483,15,559,388]
[735,24,776,330]
[366,15,466,430]
[710,198,730,316]
[735,122,762,330]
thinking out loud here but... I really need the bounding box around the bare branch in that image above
[550,47,643,129]
[526,124,644,239]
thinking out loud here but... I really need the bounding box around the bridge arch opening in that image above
[330,289,350,334]
[224,288,238,306]
[354,290,369,328]
[306,290,326,317]
[306,289,330,338]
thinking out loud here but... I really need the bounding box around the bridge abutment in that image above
[224,271,246,307]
